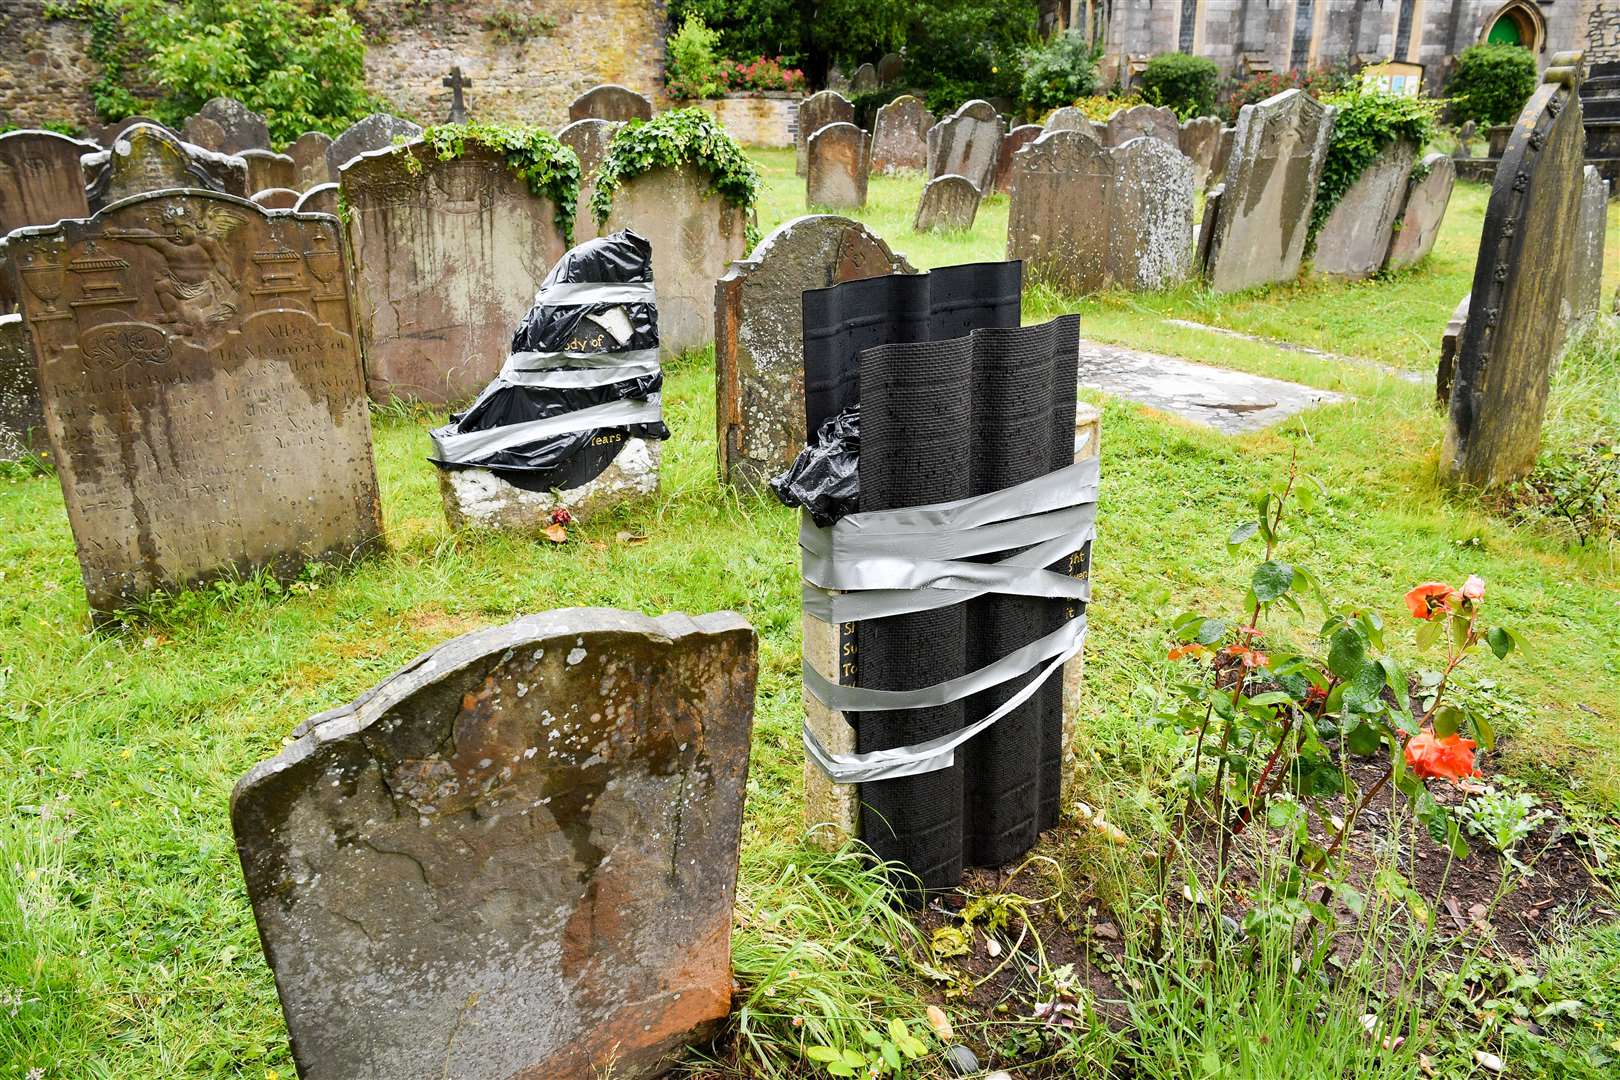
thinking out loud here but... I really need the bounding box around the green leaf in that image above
[1335,882,1366,916]
[827,1064,855,1078]
[1343,661,1387,710]
[1246,690,1295,707]
[1487,626,1514,660]
[1252,560,1295,602]
[1433,705,1463,738]
[1415,617,1443,651]
[1195,618,1228,645]
[1327,626,1367,679]
[841,1048,867,1068]
[806,1047,842,1064]
[881,1042,902,1070]
[1346,722,1382,756]
[1228,520,1259,550]
[886,1018,907,1047]
[861,1026,885,1047]
[1472,710,1497,752]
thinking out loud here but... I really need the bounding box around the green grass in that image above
[3,149,1619,1078]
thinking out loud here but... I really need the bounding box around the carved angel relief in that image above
[105,203,248,348]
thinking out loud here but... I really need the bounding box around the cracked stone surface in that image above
[232,608,758,1080]
[1077,339,1347,433]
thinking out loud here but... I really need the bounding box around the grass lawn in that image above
[3,147,1618,1078]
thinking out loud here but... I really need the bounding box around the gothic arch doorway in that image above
[1481,0,1545,53]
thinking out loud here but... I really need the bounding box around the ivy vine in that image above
[421,122,582,245]
[1308,88,1439,249]
[589,107,761,248]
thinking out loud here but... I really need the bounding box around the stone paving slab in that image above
[1077,339,1348,433]
[1162,318,1426,384]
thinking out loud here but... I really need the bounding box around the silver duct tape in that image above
[803,616,1088,783]
[498,359,662,389]
[533,281,656,306]
[431,395,663,463]
[804,499,1096,567]
[504,347,661,372]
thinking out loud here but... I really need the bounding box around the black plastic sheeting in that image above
[769,405,859,526]
[430,230,667,492]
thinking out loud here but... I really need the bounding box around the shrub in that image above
[667,0,905,77]
[903,0,1037,113]
[1139,52,1220,118]
[1018,30,1099,115]
[715,56,808,94]
[1309,88,1438,245]
[666,14,724,100]
[1222,66,1351,122]
[1066,92,1141,121]
[589,107,761,247]
[1447,43,1537,127]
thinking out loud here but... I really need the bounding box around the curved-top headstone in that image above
[1178,115,1222,188]
[231,606,759,1080]
[240,148,297,193]
[90,115,170,144]
[1384,153,1455,271]
[796,90,854,176]
[1444,57,1588,489]
[293,182,338,217]
[877,53,904,85]
[568,84,654,124]
[1199,89,1335,294]
[600,163,750,358]
[993,123,1044,194]
[81,123,249,209]
[249,187,300,209]
[850,63,880,95]
[558,118,623,243]
[806,122,868,209]
[0,129,97,237]
[341,140,569,404]
[928,100,1003,192]
[1314,138,1417,279]
[1044,106,1100,141]
[1,189,381,615]
[326,113,423,177]
[1105,103,1180,148]
[914,173,981,232]
[288,131,335,189]
[715,215,913,489]
[870,95,933,174]
[195,97,272,153]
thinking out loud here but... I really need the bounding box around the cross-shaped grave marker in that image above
[443,67,471,123]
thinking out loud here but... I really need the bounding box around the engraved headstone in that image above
[796,90,855,176]
[557,118,622,243]
[1008,130,1195,293]
[715,215,912,489]
[293,183,338,217]
[326,113,423,177]
[992,123,1043,194]
[1313,138,1417,279]
[913,173,981,231]
[806,122,868,209]
[82,123,249,209]
[600,164,750,358]
[2,190,382,615]
[1044,107,1100,142]
[0,312,44,461]
[1445,57,1588,488]
[181,115,227,152]
[1178,115,1222,188]
[232,607,758,1080]
[0,129,96,238]
[927,100,1003,192]
[341,140,569,403]
[568,84,653,124]
[195,97,272,153]
[1199,89,1335,294]
[1384,153,1455,271]
[1105,103,1180,148]
[869,95,933,174]
[287,132,334,189]
[850,63,880,95]
[1571,164,1608,324]
[249,187,300,210]
[241,148,296,194]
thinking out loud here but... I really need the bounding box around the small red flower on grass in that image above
[1404,582,1454,620]
[1404,728,1480,782]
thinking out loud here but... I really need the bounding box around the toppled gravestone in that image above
[232,607,758,1080]
[870,95,932,174]
[1384,153,1455,271]
[1313,139,1417,279]
[806,121,869,209]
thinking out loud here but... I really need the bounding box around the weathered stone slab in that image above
[439,441,661,528]
[287,132,334,189]
[870,95,932,174]
[1384,153,1455,271]
[194,97,271,153]
[1437,293,1470,406]
[850,63,879,94]
[1044,107,1100,142]
[1313,139,1417,279]
[241,149,296,194]
[806,122,868,209]
[796,91,854,176]
[1179,115,1222,188]
[557,118,622,243]
[928,100,1003,192]
[1200,89,1335,294]
[913,173,981,232]
[326,113,423,177]
[1211,123,1236,186]
[180,115,226,153]
[293,183,338,216]
[715,215,912,489]
[601,163,749,358]
[342,141,568,404]
[0,312,43,461]
[992,123,1043,194]
[2,190,382,615]
[82,124,249,209]
[232,607,758,1080]
[0,129,96,237]
[877,53,904,85]
[1445,59,1588,489]
[1007,130,1194,293]
[1105,103,1180,148]
[568,84,653,123]
[249,187,300,210]
[1571,165,1608,324]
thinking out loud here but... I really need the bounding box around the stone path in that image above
[1077,339,1348,434]
[1161,318,1427,384]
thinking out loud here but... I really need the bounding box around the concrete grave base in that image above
[437,439,660,531]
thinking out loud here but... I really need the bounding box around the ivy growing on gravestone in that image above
[588,107,762,248]
[1308,88,1439,250]
[422,122,582,245]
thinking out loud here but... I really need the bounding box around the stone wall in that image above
[0,0,100,129]
[1582,0,1620,64]
[693,93,801,147]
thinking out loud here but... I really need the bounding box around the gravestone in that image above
[293,183,338,216]
[2,190,382,615]
[326,113,423,177]
[1044,107,1100,142]
[342,140,568,403]
[1313,139,1417,278]
[1437,293,1470,406]
[90,115,172,144]
[1179,115,1222,189]
[568,84,653,123]
[928,100,1003,192]
[1212,123,1236,185]
[195,97,272,153]
[181,115,227,153]
[1571,165,1608,324]
[869,95,932,174]
[796,91,855,176]
[877,53,904,85]
[1199,89,1335,294]
[557,118,621,243]
[443,66,472,123]
[913,174,982,231]
[0,129,96,237]
[850,63,880,94]
[992,123,1043,194]
[806,122,868,209]
[1384,153,1455,270]
[715,215,913,489]
[0,312,43,461]
[232,607,758,1080]
[241,149,296,194]
[600,164,750,358]
[1007,130,1195,294]
[288,132,334,189]
[1455,119,1478,158]
[1444,57,1588,489]
[82,124,249,209]
[1105,103,1180,148]
[250,187,300,209]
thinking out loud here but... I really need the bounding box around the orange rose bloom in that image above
[1404,729,1480,782]
[1404,582,1454,620]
